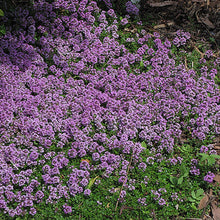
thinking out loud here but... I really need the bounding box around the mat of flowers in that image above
[0,0,219,218]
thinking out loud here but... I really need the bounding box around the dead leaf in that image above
[199,15,215,29]
[114,187,120,192]
[154,22,175,29]
[198,194,209,210]
[81,159,90,163]
[191,0,205,2]
[203,214,213,220]
[209,189,213,196]
[148,1,178,7]
[185,218,202,220]
[124,28,137,33]
[213,174,220,183]
[212,206,220,220]
[214,146,220,150]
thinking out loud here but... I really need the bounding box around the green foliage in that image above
[199,153,220,166]
[1,1,220,220]
[0,25,6,36]
[188,189,205,210]
[0,9,4,16]
[169,169,189,187]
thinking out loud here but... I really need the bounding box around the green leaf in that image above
[0,24,5,31]
[191,191,196,199]
[197,196,204,200]
[191,203,197,210]
[211,154,220,159]
[183,171,189,177]
[196,189,204,197]
[188,197,195,202]
[0,9,4,17]
[207,157,216,166]
[141,141,147,148]
[178,176,183,185]
[199,153,218,166]
[209,37,215,42]
[87,176,99,189]
[170,176,178,185]
[199,153,209,162]
[140,60,144,68]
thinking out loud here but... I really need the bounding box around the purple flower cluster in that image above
[173,30,191,47]
[151,189,167,206]
[101,0,113,9]
[0,0,219,217]
[125,1,139,16]
[171,192,183,202]
[138,197,147,206]
[63,203,72,214]
[204,171,215,183]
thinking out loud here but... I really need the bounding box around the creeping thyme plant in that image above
[0,0,219,219]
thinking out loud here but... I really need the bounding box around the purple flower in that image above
[77,170,85,177]
[158,198,166,206]
[84,189,91,196]
[171,192,179,200]
[24,199,33,207]
[121,18,128,26]
[126,1,139,15]
[80,178,89,187]
[78,149,87,157]
[120,190,126,198]
[102,0,113,9]
[29,207,37,215]
[151,190,161,200]
[35,190,44,199]
[209,150,217,155]
[80,160,90,170]
[146,157,154,165]
[118,176,127,184]
[97,201,102,205]
[138,197,147,206]
[63,204,72,214]
[205,50,213,58]
[190,166,200,176]
[200,146,208,153]
[191,159,198,166]
[138,162,147,171]
[51,167,60,175]
[52,176,60,184]
[204,171,215,183]
[107,9,117,18]
[42,165,51,174]
[29,151,39,160]
[169,158,178,165]
[92,152,100,161]
[19,179,25,186]
[68,148,77,158]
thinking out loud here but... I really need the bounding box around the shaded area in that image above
[139,0,220,50]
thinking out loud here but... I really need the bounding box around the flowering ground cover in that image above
[0,0,220,219]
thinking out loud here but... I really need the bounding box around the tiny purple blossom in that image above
[84,189,91,196]
[158,198,166,206]
[63,204,72,214]
[29,207,37,215]
[204,171,215,183]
